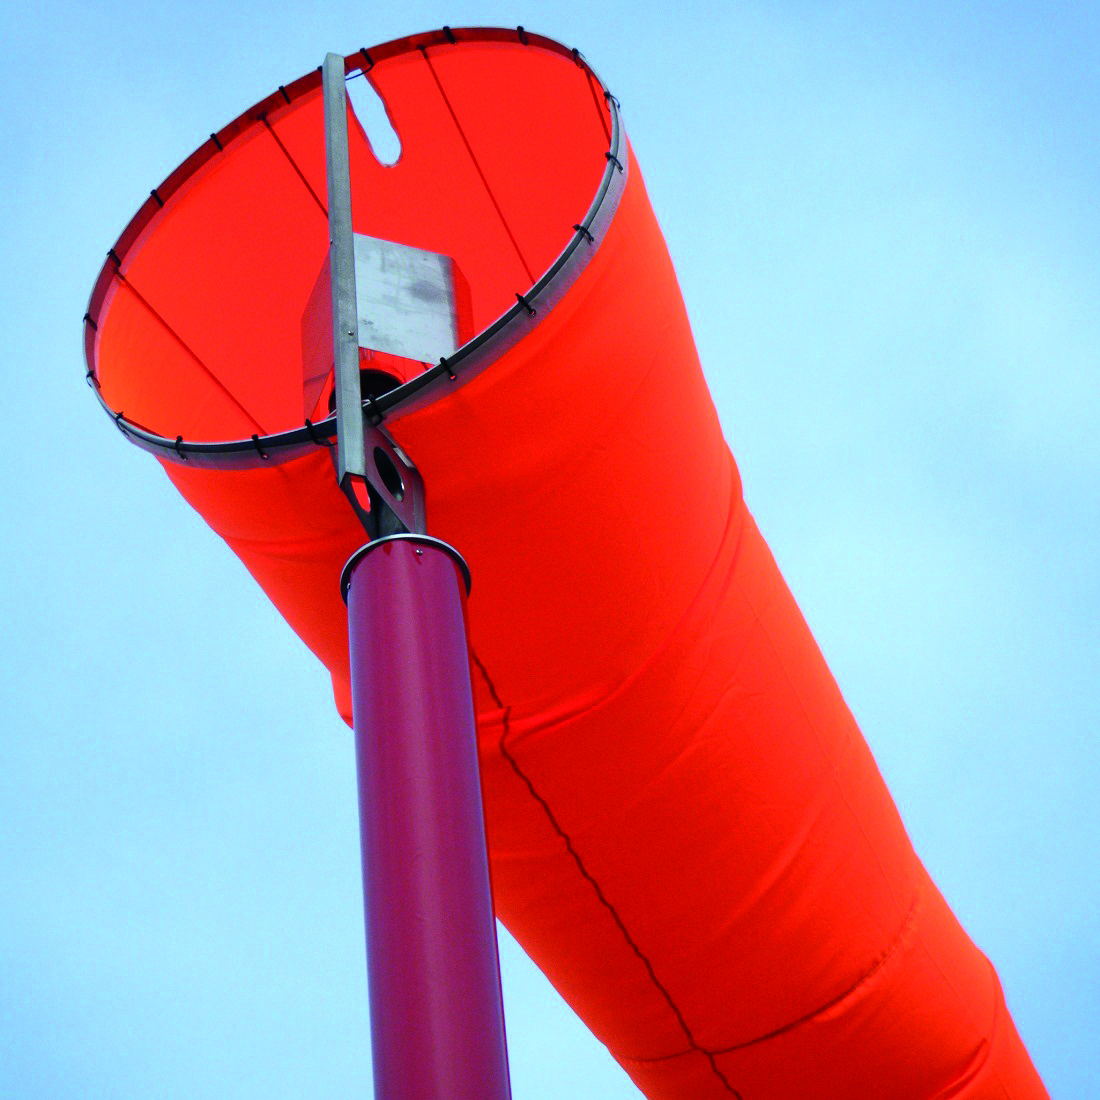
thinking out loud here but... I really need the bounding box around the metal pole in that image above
[343,535,512,1100]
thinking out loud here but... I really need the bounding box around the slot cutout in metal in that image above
[347,72,402,166]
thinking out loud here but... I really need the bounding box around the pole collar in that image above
[341,534,472,602]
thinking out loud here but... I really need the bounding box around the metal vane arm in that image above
[322,52,363,490]
[321,52,425,538]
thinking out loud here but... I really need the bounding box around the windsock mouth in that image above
[83,27,625,471]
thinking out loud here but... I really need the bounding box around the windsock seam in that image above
[470,648,743,1099]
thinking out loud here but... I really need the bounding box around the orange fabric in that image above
[89,35,1046,1099]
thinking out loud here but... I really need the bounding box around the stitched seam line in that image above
[711,889,921,1056]
[419,50,536,284]
[470,649,742,1099]
[261,115,328,217]
[113,275,269,435]
[584,69,612,144]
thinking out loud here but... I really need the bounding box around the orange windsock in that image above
[85,28,1047,1099]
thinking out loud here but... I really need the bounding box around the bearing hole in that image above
[373,446,404,500]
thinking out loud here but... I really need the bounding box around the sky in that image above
[1,1,1097,1096]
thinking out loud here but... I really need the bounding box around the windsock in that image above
[85,28,1047,1099]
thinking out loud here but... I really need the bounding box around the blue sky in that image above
[1,2,1097,1096]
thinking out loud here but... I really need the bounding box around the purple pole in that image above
[343,534,512,1100]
